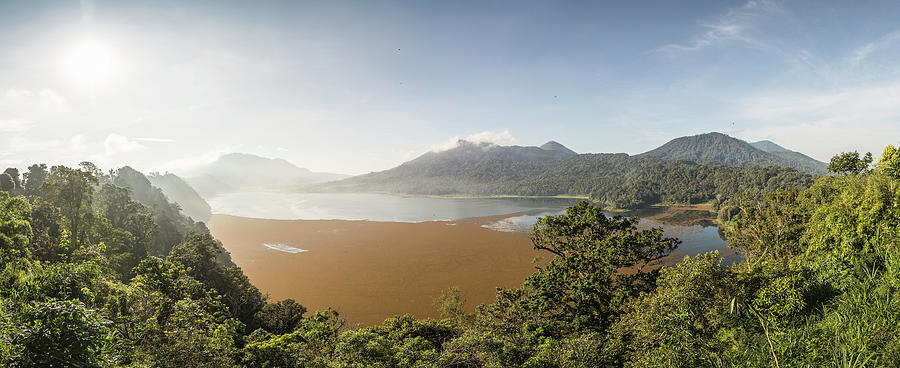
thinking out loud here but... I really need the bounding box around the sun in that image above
[62,38,118,86]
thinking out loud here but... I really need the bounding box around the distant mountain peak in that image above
[183,152,350,198]
[749,140,791,153]
[639,132,826,174]
[539,141,577,155]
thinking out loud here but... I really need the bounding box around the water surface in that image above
[209,192,580,222]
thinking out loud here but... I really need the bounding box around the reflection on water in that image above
[481,213,552,232]
[263,243,309,254]
[209,192,580,222]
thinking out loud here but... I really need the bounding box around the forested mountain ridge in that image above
[147,172,212,222]
[640,132,827,174]
[315,137,815,208]
[748,139,791,153]
[183,153,349,198]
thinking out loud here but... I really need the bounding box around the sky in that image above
[1,0,899,175]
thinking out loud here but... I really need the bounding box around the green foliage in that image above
[724,189,806,269]
[8,299,112,367]
[877,144,900,180]
[256,299,307,335]
[3,168,21,190]
[40,166,98,249]
[0,193,32,263]
[0,173,15,192]
[613,252,738,367]
[22,164,48,198]
[828,151,873,175]
[169,234,265,325]
[526,201,679,332]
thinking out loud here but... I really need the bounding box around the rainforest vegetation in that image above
[1,144,899,367]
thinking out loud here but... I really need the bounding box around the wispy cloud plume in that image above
[848,30,900,66]
[657,0,780,54]
[430,130,518,152]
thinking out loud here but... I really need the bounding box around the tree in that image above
[40,166,98,249]
[613,252,737,367]
[255,299,307,335]
[524,201,679,332]
[878,144,900,180]
[78,161,103,180]
[724,190,806,270]
[22,164,48,197]
[26,198,66,262]
[0,192,33,262]
[9,300,111,367]
[0,173,14,192]
[169,234,265,324]
[827,151,872,175]
[2,168,20,189]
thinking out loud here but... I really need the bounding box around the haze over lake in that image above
[208,192,581,222]
[208,192,731,262]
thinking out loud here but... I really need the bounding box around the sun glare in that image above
[62,38,117,86]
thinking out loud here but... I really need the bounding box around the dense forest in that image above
[640,132,828,174]
[1,144,899,367]
[320,147,814,209]
[316,133,823,209]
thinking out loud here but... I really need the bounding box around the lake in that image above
[208,192,582,222]
[208,192,733,325]
[208,192,732,261]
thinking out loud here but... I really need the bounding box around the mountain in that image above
[147,172,212,222]
[183,153,350,198]
[639,132,827,174]
[110,166,233,264]
[749,140,791,153]
[314,139,813,208]
[539,141,578,155]
[318,140,576,194]
[749,140,828,173]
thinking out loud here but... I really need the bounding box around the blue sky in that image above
[1,0,899,174]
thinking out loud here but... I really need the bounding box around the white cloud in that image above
[465,130,517,145]
[0,119,33,133]
[430,130,518,152]
[3,88,68,108]
[104,133,146,156]
[135,137,176,143]
[0,134,90,167]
